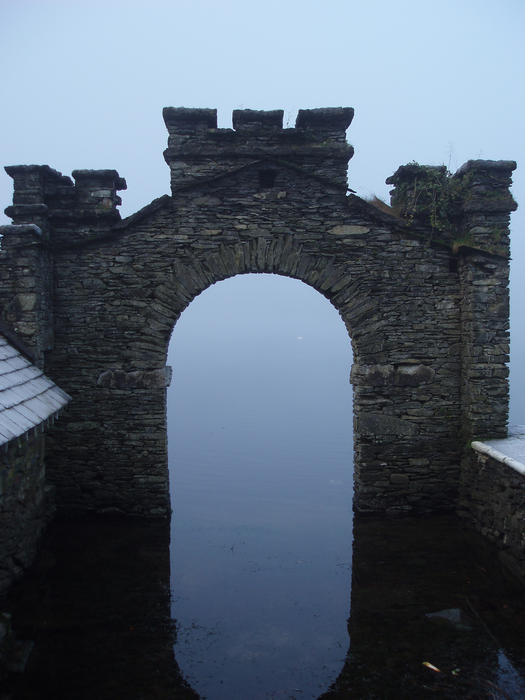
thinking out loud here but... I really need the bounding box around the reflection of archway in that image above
[7,502,521,698]
[167,273,354,698]
[320,513,524,699]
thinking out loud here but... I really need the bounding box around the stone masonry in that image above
[0,107,517,518]
[0,433,54,594]
[459,430,525,583]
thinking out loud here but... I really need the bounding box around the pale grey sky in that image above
[1,0,523,417]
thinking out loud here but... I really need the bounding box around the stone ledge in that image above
[350,363,435,387]
[356,411,418,438]
[0,223,43,240]
[96,367,172,389]
[471,428,525,477]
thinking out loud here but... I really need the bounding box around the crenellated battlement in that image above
[162,107,354,192]
[386,159,517,250]
[4,165,127,229]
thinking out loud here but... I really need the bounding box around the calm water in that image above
[169,407,353,699]
[3,274,525,698]
[4,513,525,698]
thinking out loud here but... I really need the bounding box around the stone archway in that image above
[1,107,515,518]
[41,185,461,517]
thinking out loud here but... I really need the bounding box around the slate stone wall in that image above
[0,223,54,368]
[458,447,525,583]
[386,159,516,442]
[0,433,54,594]
[0,107,517,518]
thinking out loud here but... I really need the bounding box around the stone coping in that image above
[472,425,525,476]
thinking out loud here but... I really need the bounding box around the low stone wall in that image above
[0,433,54,595]
[458,442,525,583]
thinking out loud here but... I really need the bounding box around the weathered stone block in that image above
[390,473,410,485]
[96,367,172,389]
[15,293,37,312]
[329,225,370,236]
[356,412,418,438]
[394,364,435,386]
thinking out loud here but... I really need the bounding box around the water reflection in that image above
[169,432,354,699]
[4,513,525,698]
[2,516,195,699]
[322,514,525,699]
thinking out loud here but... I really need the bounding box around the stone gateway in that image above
[0,107,517,520]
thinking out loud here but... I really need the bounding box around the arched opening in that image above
[167,273,354,698]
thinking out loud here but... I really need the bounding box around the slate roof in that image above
[0,335,70,447]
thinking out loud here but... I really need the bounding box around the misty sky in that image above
[1,0,524,420]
